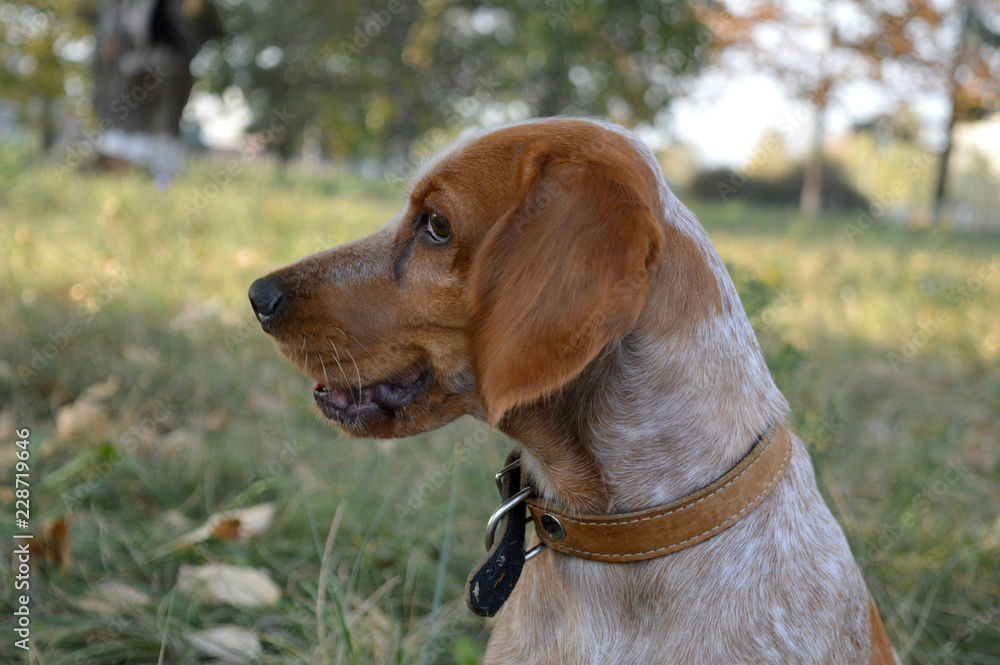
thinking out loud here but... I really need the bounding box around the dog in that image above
[249,118,898,664]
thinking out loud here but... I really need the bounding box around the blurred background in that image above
[1,1,999,664]
[4,0,1000,221]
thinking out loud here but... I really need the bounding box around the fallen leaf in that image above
[29,517,71,571]
[186,626,262,662]
[215,503,276,540]
[78,582,151,616]
[55,377,119,440]
[177,563,280,608]
[149,503,276,558]
[158,427,205,454]
[56,399,107,441]
[122,344,161,367]
[79,376,120,402]
[983,515,1000,551]
[160,510,193,531]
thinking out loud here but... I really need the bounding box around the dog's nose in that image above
[249,276,289,333]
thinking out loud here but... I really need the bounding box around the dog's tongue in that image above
[314,381,355,408]
[388,364,423,388]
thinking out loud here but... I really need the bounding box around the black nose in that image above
[248,276,289,333]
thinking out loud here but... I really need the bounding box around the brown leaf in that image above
[148,502,276,558]
[211,519,242,541]
[29,517,72,571]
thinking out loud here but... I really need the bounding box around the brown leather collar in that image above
[465,422,792,616]
[525,422,793,562]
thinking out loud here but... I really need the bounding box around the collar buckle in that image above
[486,457,546,560]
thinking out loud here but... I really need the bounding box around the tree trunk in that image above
[40,96,57,152]
[933,99,957,225]
[539,59,568,118]
[801,0,831,219]
[800,101,826,218]
[92,0,220,178]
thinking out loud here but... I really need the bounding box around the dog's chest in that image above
[483,448,872,665]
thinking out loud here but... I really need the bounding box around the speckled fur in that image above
[255,118,899,664]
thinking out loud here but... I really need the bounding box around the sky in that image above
[663,66,957,167]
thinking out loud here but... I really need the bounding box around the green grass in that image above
[1,149,998,664]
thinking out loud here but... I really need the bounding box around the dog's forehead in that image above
[407,119,652,211]
[408,126,496,189]
[409,118,634,187]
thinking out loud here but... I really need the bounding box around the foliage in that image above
[0,0,94,148]
[700,0,1000,219]
[836,0,1000,124]
[702,0,1000,124]
[198,0,709,162]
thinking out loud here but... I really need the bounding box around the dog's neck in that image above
[500,201,789,514]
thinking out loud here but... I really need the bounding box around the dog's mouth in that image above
[312,363,431,423]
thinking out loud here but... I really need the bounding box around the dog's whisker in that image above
[318,353,330,386]
[332,326,372,355]
[328,338,352,389]
[344,347,363,398]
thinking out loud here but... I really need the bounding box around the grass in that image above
[0,146,998,664]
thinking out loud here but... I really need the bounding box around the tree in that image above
[458,2,705,123]
[700,0,867,218]
[0,0,93,151]
[204,0,709,167]
[706,0,1000,222]
[837,0,1000,223]
[91,0,221,177]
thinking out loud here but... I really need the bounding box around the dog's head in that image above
[249,119,667,438]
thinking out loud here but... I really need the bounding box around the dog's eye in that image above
[422,212,452,244]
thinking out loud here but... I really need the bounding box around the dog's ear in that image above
[469,158,663,426]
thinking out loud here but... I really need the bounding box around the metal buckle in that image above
[486,457,547,561]
[494,458,522,493]
[525,542,546,561]
[485,487,532,550]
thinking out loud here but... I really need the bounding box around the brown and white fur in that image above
[248,118,898,664]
